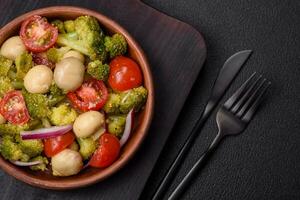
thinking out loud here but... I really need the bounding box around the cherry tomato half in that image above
[108,56,143,91]
[20,15,58,53]
[89,133,120,168]
[44,131,75,157]
[0,91,30,125]
[67,79,108,112]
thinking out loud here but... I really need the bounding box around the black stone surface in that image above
[0,0,299,200]
[141,0,300,199]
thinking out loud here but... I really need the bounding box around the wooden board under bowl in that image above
[0,0,206,199]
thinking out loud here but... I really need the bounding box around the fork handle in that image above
[168,133,223,200]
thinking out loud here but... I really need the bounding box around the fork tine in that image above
[224,72,257,109]
[241,81,271,122]
[235,78,266,117]
[231,75,262,113]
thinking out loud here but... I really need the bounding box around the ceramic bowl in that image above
[0,6,154,190]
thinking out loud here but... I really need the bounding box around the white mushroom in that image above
[63,50,85,63]
[0,113,6,124]
[0,36,26,60]
[51,149,83,177]
[54,57,85,91]
[73,111,105,138]
[24,65,53,94]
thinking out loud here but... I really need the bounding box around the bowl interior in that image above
[0,6,153,189]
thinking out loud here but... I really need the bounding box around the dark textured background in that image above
[0,0,300,200]
[141,0,300,199]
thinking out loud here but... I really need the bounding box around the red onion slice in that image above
[21,125,72,140]
[120,109,134,147]
[10,160,42,166]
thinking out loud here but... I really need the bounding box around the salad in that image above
[0,15,147,176]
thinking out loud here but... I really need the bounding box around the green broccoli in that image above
[57,16,107,61]
[48,82,65,106]
[22,90,51,119]
[87,60,110,81]
[51,20,65,33]
[15,52,33,79]
[103,93,121,114]
[49,103,77,126]
[0,123,29,135]
[77,137,97,160]
[15,135,43,158]
[103,86,148,114]
[29,156,48,171]
[64,20,75,33]
[119,86,148,113]
[0,135,29,161]
[107,115,126,138]
[11,80,24,90]
[104,34,127,58]
[46,46,71,63]
[0,55,13,76]
[0,76,13,97]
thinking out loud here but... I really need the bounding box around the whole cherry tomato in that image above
[108,56,142,91]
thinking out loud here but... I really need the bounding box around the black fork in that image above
[168,72,271,200]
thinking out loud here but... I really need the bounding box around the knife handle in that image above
[168,133,222,200]
[152,114,208,200]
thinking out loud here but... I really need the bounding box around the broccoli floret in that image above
[11,80,24,90]
[0,55,13,76]
[29,156,48,171]
[0,123,29,135]
[49,103,77,126]
[51,20,65,33]
[87,60,110,81]
[22,90,50,119]
[46,46,71,63]
[57,16,107,61]
[49,82,64,97]
[15,135,43,158]
[0,76,13,97]
[107,115,126,138]
[103,93,121,114]
[103,86,148,114]
[15,52,33,80]
[77,137,97,160]
[64,20,75,33]
[48,82,65,106]
[119,86,148,113]
[0,135,29,161]
[104,34,127,58]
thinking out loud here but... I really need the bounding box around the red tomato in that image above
[108,56,143,91]
[44,131,75,157]
[20,15,58,53]
[0,91,30,125]
[32,53,55,69]
[89,133,120,168]
[67,79,108,112]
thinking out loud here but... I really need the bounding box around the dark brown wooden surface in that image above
[0,0,206,199]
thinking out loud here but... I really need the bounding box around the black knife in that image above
[151,50,253,200]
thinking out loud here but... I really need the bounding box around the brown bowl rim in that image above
[0,6,154,190]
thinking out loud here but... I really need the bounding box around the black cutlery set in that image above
[152,50,271,200]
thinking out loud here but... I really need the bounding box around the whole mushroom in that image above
[0,36,26,60]
[24,65,53,94]
[73,111,105,138]
[54,57,85,91]
[51,149,83,176]
[62,50,85,63]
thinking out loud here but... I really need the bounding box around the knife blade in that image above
[151,50,252,200]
